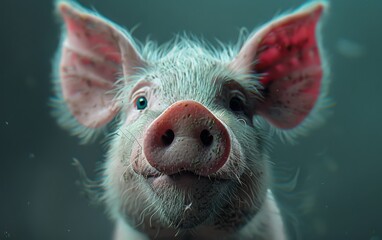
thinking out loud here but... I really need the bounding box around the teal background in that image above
[1,0,381,239]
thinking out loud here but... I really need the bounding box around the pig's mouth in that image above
[146,170,228,190]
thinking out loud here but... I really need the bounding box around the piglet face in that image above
[53,1,326,238]
[107,53,267,230]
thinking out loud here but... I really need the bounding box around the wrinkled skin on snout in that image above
[53,1,327,239]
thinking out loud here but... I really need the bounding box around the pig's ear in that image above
[53,1,145,141]
[231,2,327,130]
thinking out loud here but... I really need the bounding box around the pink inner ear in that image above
[253,5,324,129]
[58,3,123,128]
[61,4,122,65]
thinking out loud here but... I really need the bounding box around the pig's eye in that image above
[136,96,148,110]
[229,97,244,112]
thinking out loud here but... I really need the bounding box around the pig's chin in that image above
[146,171,230,229]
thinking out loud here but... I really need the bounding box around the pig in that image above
[52,1,328,239]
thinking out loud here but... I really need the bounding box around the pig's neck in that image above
[113,190,286,240]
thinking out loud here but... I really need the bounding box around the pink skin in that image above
[231,4,324,129]
[54,1,327,239]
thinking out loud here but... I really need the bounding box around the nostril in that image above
[161,129,175,146]
[200,129,213,147]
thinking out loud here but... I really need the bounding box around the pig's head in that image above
[53,1,327,237]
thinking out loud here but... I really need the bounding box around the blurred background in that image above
[1,0,381,239]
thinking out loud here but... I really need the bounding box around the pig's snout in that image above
[143,100,231,176]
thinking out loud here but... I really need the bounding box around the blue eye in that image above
[136,96,148,110]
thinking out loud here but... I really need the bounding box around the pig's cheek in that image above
[105,149,129,196]
[131,142,144,174]
[124,110,141,125]
[130,134,160,178]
